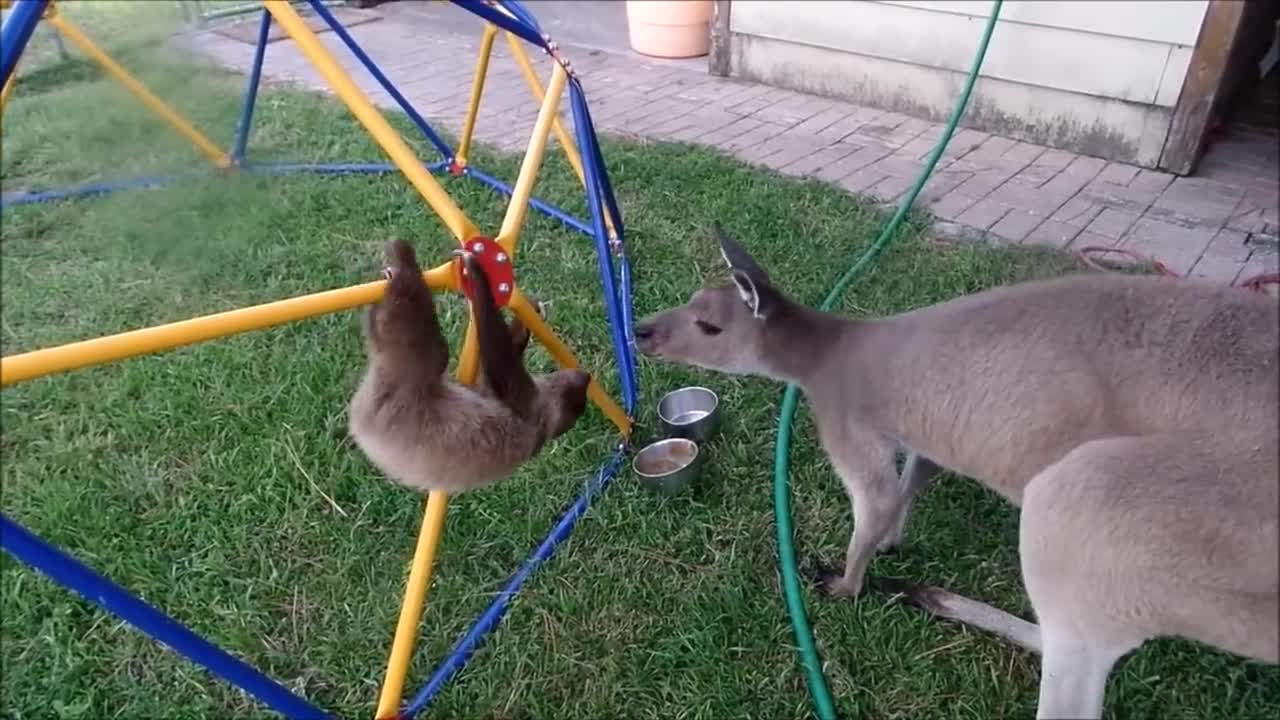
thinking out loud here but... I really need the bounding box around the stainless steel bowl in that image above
[632,437,702,496]
[657,385,721,443]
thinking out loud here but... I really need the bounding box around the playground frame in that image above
[0,1,638,718]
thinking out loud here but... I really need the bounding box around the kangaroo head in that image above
[634,225,791,376]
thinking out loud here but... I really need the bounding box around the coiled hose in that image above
[771,3,1004,718]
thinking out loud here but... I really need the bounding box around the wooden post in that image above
[708,0,732,77]
[1158,0,1247,175]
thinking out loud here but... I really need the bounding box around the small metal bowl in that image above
[632,437,702,496]
[657,386,721,443]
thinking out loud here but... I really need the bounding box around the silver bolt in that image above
[498,282,511,293]
[472,242,485,253]
[495,252,508,263]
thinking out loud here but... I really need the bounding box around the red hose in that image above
[1074,245,1278,293]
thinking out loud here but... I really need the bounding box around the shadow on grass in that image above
[9,56,103,99]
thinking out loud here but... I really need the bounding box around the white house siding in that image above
[726,0,1210,167]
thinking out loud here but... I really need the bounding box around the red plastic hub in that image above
[455,235,515,308]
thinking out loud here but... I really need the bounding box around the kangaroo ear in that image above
[730,269,769,319]
[714,224,771,285]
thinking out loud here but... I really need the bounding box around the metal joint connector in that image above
[540,33,575,77]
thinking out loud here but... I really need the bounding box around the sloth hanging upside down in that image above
[348,239,591,493]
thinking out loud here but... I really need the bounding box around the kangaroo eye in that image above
[695,320,722,336]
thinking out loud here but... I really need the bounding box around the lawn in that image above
[2,8,1277,720]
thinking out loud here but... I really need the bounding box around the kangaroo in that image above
[632,225,1279,719]
[348,239,592,494]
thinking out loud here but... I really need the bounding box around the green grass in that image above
[3,24,1278,720]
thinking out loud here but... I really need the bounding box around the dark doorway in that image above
[1197,1,1279,187]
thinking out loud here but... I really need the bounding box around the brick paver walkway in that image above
[185,6,1278,285]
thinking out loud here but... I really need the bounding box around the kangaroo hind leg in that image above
[1019,436,1189,720]
[880,451,941,552]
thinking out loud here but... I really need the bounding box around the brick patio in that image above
[184,5,1278,286]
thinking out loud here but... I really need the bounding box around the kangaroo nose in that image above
[633,324,654,341]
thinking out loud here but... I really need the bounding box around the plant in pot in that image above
[626,0,714,59]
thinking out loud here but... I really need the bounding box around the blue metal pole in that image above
[462,167,594,237]
[569,83,638,413]
[496,0,542,34]
[243,160,451,175]
[400,448,631,718]
[231,9,273,164]
[0,174,180,209]
[0,160,454,210]
[449,0,547,49]
[305,0,455,161]
[0,513,330,719]
[571,79,637,392]
[0,0,48,88]
[577,84,628,252]
[618,254,637,370]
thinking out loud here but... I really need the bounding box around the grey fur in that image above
[633,225,1279,719]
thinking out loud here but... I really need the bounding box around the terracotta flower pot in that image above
[626,0,713,59]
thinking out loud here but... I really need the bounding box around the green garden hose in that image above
[772,3,1004,718]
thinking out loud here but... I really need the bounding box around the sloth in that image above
[347,239,591,493]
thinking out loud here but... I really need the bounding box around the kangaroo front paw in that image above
[818,574,865,598]
[876,535,905,554]
[810,560,864,599]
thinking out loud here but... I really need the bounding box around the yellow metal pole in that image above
[496,63,568,256]
[503,34,618,240]
[43,13,230,169]
[508,291,631,435]
[0,264,458,387]
[1,63,17,110]
[372,491,450,719]
[0,0,19,122]
[454,22,497,169]
[504,36,582,185]
[263,1,480,243]
[455,308,481,382]
[373,318,478,719]
[0,70,14,134]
